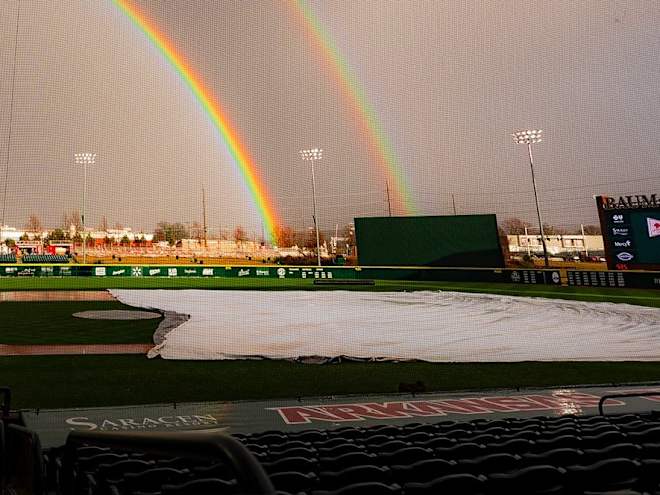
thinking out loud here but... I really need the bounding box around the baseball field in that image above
[2,276,660,410]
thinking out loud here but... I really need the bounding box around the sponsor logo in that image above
[202,268,213,276]
[65,414,220,432]
[647,217,660,238]
[551,272,560,284]
[613,240,632,248]
[17,268,36,277]
[238,269,250,277]
[612,227,629,236]
[95,267,106,276]
[616,252,634,262]
[256,269,269,276]
[268,392,624,425]
[111,269,125,276]
[131,267,142,277]
[602,194,659,210]
[168,268,177,277]
[183,269,197,275]
[611,214,625,223]
[277,267,286,278]
[149,269,161,276]
[510,271,521,282]
[4,267,17,273]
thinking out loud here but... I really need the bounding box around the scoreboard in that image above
[596,194,660,270]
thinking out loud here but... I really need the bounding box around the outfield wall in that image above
[1,264,660,289]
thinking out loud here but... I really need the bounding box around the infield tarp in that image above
[111,290,660,362]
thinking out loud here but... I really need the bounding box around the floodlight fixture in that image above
[299,148,323,161]
[299,148,323,266]
[511,129,549,267]
[75,152,96,264]
[512,129,543,144]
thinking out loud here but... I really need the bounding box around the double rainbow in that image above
[113,0,415,240]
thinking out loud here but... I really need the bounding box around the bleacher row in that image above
[18,254,69,263]
[3,409,660,494]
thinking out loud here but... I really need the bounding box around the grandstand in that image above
[3,386,660,493]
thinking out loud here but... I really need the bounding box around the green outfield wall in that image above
[354,215,505,267]
[1,264,660,289]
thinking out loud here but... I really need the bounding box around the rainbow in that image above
[290,0,417,215]
[112,0,280,242]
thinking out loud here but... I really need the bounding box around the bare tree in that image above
[500,217,532,235]
[275,225,295,247]
[62,210,82,231]
[233,225,247,242]
[191,221,203,240]
[99,215,109,232]
[25,213,43,233]
[582,224,601,235]
[542,223,566,235]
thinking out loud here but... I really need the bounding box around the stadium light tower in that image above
[299,148,323,266]
[74,152,96,265]
[511,129,549,268]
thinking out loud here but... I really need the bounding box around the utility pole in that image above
[581,223,589,258]
[451,193,457,215]
[386,180,392,216]
[202,187,208,249]
[525,226,531,257]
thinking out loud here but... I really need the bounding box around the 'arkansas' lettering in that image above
[269,392,626,425]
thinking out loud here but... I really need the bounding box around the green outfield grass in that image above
[3,356,660,409]
[0,301,161,344]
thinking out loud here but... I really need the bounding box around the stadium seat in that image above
[269,470,319,492]
[566,458,642,493]
[522,447,585,468]
[458,452,521,475]
[488,464,566,494]
[390,458,456,484]
[161,477,239,495]
[264,456,318,474]
[319,451,378,471]
[319,464,391,489]
[312,481,402,495]
[121,466,191,493]
[403,473,487,495]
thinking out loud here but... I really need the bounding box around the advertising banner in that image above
[596,194,660,270]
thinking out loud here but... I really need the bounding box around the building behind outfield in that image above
[355,214,504,267]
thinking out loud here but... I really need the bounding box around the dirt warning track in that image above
[0,290,116,302]
[0,344,152,356]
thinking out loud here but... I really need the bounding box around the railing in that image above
[5,424,44,495]
[0,387,9,419]
[63,430,275,494]
[598,391,660,415]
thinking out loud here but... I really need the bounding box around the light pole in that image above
[511,129,549,268]
[299,148,323,266]
[74,152,96,264]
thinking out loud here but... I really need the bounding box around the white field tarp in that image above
[110,290,660,362]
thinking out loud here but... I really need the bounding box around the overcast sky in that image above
[1,0,659,236]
